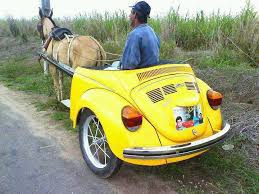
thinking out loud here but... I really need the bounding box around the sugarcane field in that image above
[0,0,258,193]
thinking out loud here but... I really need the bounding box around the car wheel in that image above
[79,109,122,178]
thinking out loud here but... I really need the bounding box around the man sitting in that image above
[120,1,160,70]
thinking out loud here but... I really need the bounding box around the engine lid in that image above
[131,74,208,142]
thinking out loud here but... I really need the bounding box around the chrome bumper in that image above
[123,122,230,159]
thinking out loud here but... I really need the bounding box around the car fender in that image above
[196,78,222,131]
[71,89,165,165]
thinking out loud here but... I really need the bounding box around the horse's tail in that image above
[88,36,107,66]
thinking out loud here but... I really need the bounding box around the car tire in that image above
[79,109,122,178]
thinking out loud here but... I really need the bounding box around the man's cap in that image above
[130,1,151,18]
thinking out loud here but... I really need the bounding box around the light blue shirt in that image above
[121,24,160,69]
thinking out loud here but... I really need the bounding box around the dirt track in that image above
[0,84,176,194]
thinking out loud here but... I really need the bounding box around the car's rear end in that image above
[71,63,230,168]
[113,64,230,163]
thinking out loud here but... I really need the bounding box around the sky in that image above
[0,0,258,19]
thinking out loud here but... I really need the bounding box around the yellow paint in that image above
[69,64,224,166]
[196,78,222,132]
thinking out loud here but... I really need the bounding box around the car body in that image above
[69,63,230,169]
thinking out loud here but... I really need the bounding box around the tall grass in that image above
[0,2,258,66]
[72,11,129,42]
[0,17,38,42]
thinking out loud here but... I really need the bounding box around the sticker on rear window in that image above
[173,105,203,131]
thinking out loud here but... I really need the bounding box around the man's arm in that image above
[120,33,141,70]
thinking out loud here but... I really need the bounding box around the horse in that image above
[37,8,106,101]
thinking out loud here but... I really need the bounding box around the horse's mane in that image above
[46,17,57,28]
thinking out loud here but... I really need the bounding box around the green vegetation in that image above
[0,2,258,193]
[0,39,75,133]
[0,57,52,94]
[0,39,257,194]
[0,2,258,66]
[133,136,258,193]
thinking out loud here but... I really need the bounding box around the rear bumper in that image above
[123,122,230,159]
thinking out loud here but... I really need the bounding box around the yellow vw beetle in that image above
[69,63,230,178]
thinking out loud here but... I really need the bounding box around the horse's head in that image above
[37,7,56,42]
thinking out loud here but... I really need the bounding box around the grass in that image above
[51,111,68,121]
[0,3,258,192]
[0,57,53,95]
[0,38,258,194]
[70,3,258,66]
[0,2,258,66]
[33,100,76,131]
[201,141,258,193]
[33,99,66,112]
[132,136,258,193]
[0,41,75,133]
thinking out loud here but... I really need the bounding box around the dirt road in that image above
[0,84,176,194]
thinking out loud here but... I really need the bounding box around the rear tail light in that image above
[207,89,223,109]
[122,106,142,131]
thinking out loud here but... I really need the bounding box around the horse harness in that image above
[37,17,121,65]
[41,25,78,65]
[53,32,79,65]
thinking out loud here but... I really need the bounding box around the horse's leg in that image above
[43,60,49,75]
[58,70,64,101]
[49,65,61,101]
